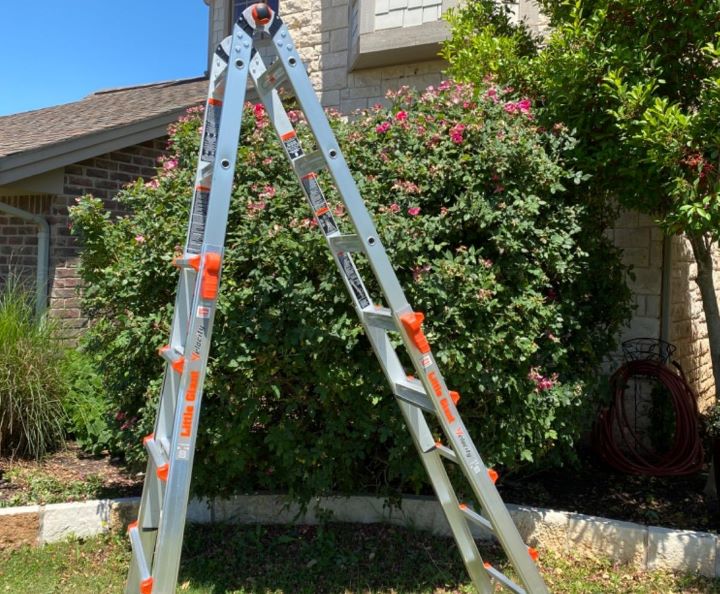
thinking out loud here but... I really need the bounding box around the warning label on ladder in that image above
[201,99,222,163]
[281,131,303,160]
[338,253,370,308]
[188,187,210,254]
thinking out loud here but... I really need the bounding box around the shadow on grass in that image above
[179,523,485,594]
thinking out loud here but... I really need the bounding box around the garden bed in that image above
[0,443,716,534]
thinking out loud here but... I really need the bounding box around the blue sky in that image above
[0,1,209,116]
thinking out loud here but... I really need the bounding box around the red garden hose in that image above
[594,359,704,476]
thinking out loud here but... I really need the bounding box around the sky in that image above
[0,1,209,116]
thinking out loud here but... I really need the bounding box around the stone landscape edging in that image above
[0,494,717,578]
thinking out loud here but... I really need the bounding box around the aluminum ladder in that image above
[125,4,550,593]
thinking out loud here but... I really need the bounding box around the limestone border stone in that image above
[1,495,718,578]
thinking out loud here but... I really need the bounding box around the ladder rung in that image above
[459,503,494,533]
[394,377,434,413]
[363,306,396,331]
[143,434,169,482]
[328,233,364,254]
[433,441,458,463]
[173,254,201,271]
[484,562,526,594]
[257,58,288,92]
[128,522,155,594]
[293,150,327,177]
[159,345,184,373]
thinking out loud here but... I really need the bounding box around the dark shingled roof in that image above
[0,77,209,159]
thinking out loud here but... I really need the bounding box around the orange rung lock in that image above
[156,463,169,482]
[142,433,154,446]
[399,311,431,354]
[528,547,539,562]
[449,390,460,405]
[483,561,492,570]
[459,503,468,510]
[127,520,138,534]
[171,358,184,374]
[140,576,154,594]
[201,252,222,300]
[488,468,499,484]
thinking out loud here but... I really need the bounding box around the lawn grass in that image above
[0,523,718,593]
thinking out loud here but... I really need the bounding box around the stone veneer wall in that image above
[208,0,548,114]
[668,236,720,412]
[0,139,168,340]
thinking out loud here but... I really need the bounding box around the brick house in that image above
[0,0,717,406]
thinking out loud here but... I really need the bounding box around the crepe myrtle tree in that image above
[444,0,720,405]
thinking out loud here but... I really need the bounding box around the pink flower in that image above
[334,203,346,217]
[388,203,401,214]
[163,159,178,171]
[262,157,273,165]
[407,207,421,216]
[253,103,265,118]
[248,201,266,211]
[517,98,532,113]
[485,88,499,102]
[135,235,145,244]
[482,258,493,268]
[450,123,466,144]
[395,111,408,121]
[528,367,558,392]
[393,180,421,194]
[416,125,426,135]
[440,207,449,216]
[260,185,276,199]
[376,121,391,134]
[439,80,451,91]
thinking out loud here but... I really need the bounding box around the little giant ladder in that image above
[125,4,549,593]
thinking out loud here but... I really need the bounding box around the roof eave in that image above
[0,108,189,186]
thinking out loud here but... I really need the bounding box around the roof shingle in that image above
[0,77,209,159]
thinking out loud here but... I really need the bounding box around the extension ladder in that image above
[125,4,549,593]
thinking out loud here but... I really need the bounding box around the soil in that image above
[0,443,716,533]
[0,442,142,505]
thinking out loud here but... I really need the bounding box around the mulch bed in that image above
[0,443,716,533]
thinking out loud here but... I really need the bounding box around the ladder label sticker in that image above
[175,444,190,460]
[201,100,222,163]
[317,211,339,236]
[420,355,432,368]
[188,186,210,254]
[301,173,326,210]
[338,253,370,308]
[281,131,303,160]
[196,306,211,319]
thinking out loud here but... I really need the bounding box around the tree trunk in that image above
[688,233,720,400]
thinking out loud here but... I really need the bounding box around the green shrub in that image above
[60,349,112,455]
[0,280,66,459]
[70,83,630,502]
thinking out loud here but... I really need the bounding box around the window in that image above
[349,0,456,70]
[233,0,280,21]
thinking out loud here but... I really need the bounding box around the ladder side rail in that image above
[262,23,548,594]
[248,54,374,315]
[267,23,410,316]
[125,42,233,594]
[248,47,502,594]
[150,27,255,594]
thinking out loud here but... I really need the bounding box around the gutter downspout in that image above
[0,201,49,316]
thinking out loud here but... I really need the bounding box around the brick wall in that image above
[0,138,168,340]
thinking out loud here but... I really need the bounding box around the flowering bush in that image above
[70,81,630,501]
